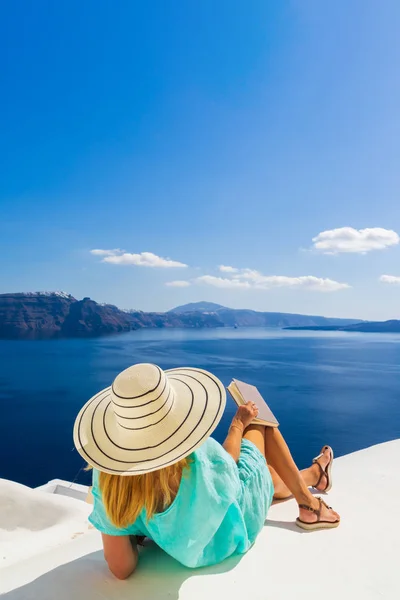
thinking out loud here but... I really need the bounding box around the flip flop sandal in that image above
[313,445,334,493]
[296,497,340,531]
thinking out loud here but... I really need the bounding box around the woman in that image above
[73,363,340,580]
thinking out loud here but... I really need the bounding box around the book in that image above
[227,379,279,428]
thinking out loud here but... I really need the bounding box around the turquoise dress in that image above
[89,438,274,568]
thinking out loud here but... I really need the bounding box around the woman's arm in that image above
[101,533,139,580]
[223,402,259,462]
[223,418,244,462]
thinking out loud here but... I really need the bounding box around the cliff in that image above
[61,299,133,337]
[0,293,224,340]
[0,292,76,339]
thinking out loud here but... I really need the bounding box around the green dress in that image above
[89,437,274,568]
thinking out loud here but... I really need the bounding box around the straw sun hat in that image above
[73,363,226,475]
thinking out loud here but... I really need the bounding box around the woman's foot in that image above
[297,496,340,529]
[310,446,333,492]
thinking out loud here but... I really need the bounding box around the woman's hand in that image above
[233,402,259,430]
[223,402,259,463]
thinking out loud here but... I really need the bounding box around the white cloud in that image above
[312,227,399,254]
[90,248,123,256]
[196,269,349,292]
[380,275,400,284]
[196,275,251,289]
[253,275,349,292]
[165,280,191,287]
[237,269,348,291]
[219,265,239,273]
[101,252,187,268]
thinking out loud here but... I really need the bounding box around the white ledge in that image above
[1,439,399,599]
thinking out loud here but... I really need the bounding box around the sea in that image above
[1,328,400,488]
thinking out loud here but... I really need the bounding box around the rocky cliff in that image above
[0,293,224,339]
[61,299,133,337]
[0,292,76,339]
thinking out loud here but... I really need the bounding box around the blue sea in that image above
[1,328,400,488]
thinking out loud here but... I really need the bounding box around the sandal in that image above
[296,497,340,531]
[313,445,334,493]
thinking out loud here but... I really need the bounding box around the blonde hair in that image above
[97,458,191,528]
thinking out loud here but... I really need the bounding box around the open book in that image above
[227,379,279,428]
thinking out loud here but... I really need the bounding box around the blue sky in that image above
[1,0,400,320]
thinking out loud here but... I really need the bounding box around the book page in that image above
[227,382,245,406]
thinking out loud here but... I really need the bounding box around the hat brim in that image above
[73,367,226,475]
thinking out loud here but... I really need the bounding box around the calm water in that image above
[1,328,400,488]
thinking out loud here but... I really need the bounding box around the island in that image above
[0,292,362,340]
[285,320,400,333]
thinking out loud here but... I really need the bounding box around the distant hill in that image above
[285,320,400,333]
[0,293,224,340]
[170,301,225,314]
[169,301,361,328]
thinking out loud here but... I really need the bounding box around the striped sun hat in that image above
[73,363,226,475]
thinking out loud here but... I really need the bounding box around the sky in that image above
[1,0,400,320]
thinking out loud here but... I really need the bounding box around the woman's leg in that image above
[263,426,340,523]
[243,425,328,499]
[242,425,287,498]
[243,424,266,457]
[264,426,314,504]
[267,441,332,500]
[269,464,322,500]
[243,424,340,523]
